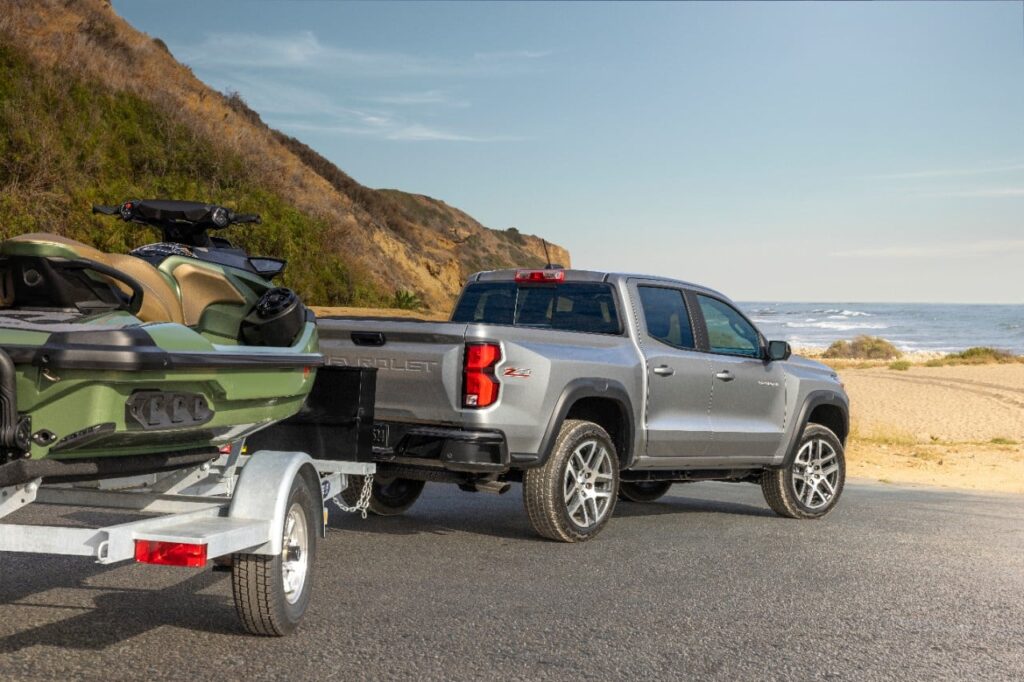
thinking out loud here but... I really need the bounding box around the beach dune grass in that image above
[823,335,902,360]
[925,347,1021,367]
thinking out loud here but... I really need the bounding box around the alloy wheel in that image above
[563,439,615,527]
[791,438,841,510]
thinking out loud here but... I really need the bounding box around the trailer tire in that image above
[340,475,425,516]
[232,473,318,636]
[523,419,619,543]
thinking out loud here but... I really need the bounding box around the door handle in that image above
[653,365,675,377]
[715,370,735,382]
[351,331,386,346]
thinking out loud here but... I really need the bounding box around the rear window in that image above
[452,282,621,335]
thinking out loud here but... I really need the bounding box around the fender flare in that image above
[229,451,323,555]
[776,390,850,468]
[518,378,635,469]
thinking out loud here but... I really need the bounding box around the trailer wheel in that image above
[232,472,318,636]
[523,419,619,543]
[340,475,425,516]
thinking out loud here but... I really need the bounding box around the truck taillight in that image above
[464,343,501,408]
[515,269,565,283]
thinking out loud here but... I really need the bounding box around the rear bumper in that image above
[374,423,509,474]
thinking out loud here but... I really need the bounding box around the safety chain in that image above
[332,474,374,519]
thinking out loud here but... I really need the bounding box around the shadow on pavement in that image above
[327,485,775,543]
[0,566,236,652]
[615,493,775,519]
[327,505,542,542]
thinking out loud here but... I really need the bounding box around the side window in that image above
[696,295,761,357]
[638,286,695,350]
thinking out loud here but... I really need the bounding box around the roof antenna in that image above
[541,239,563,270]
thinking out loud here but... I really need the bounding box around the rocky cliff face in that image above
[0,0,568,311]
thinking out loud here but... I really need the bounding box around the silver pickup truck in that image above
[321,268,849,542]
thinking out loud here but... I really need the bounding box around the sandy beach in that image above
[839,362,1024,494]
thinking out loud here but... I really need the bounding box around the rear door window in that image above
[637,286,695,350]
[452,282,621,335]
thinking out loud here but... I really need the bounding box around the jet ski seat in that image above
[2,233,185,324]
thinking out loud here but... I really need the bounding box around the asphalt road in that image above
[1,480,1022,681]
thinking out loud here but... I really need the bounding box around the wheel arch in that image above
[777,391,850,468]
[527,379,636,469]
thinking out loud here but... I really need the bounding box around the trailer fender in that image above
[228,451,323,555]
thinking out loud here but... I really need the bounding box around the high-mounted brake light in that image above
[464,342,501,408]
[134,540,208,567]
[515,269,565,283]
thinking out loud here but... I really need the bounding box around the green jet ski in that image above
[0,200,321,488]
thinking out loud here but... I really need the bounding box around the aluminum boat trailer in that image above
[0,443,375,636]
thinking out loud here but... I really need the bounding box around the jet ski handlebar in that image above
[92,200,261,247]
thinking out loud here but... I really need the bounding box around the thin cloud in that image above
[176,31,550,77]
[361,90,469,107]
[211,72,506,142]
[273,119,517,143]
[872,162,1024,180]
[925,187,1024,198]
[473,49,554,60]
[833,239,1024,259]
[172,31,540,142]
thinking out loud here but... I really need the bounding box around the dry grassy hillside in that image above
[0,0,568,310]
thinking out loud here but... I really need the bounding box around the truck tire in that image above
[339,475,425,516]
[523,419,619,542]
[618,480,673,503]
[761,423,846,519]
[232,472,318,636]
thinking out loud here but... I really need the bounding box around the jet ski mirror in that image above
[248,257,287,279]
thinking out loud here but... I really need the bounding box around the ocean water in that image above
[738,302,1024,354]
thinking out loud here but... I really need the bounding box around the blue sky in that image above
[114,1,1024,303]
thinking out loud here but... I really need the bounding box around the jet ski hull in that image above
[0,317,320,466]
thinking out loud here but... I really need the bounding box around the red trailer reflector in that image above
[515,269,565,283]
[134,540,208,567]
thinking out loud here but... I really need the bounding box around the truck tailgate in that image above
[316,317,470,424]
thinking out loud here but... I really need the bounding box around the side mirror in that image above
[767,340,791,362]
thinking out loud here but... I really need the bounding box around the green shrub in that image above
[927,347,1019,366]
[888,360,912,371]
[822,336,902,360]
[392,289,422,310]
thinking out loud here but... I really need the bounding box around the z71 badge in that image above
[503,367,533,378]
